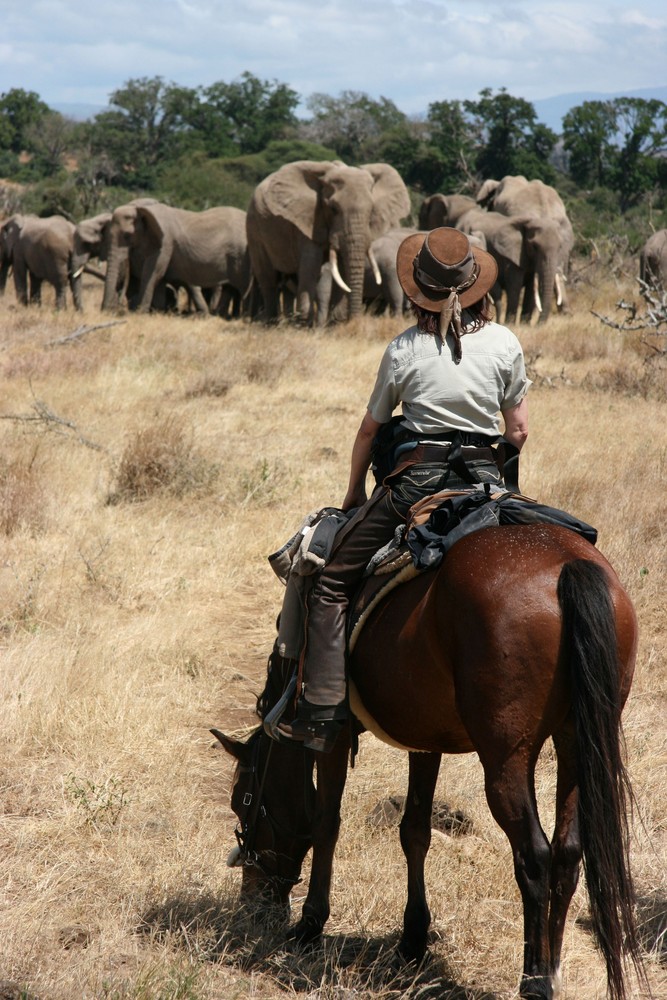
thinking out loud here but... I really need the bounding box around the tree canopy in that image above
[1,75,665,230]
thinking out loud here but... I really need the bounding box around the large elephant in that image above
[0,214,80,310]
[476,175,575,321]
[246,160,411,325]
[102,201,251,315]
[639,229,667,289]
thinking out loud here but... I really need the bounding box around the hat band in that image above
[412,256,480,296]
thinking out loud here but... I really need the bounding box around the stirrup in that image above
[263,673,297,741]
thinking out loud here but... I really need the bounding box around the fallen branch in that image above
[0,397,105,451]
[47,319,125,347]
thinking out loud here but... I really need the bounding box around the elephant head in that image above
[72,212,113,278]
[0,215,24,295]
[418,194,477,231]
[247,160,411,323]
[102,198,159,311]
[640,229,667,290]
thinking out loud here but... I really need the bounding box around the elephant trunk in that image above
[102,244,128,311]
[340,228,368,318]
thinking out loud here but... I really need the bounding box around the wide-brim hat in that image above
[397,227,498,311]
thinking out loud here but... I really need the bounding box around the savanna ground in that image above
[0,260,665,1000]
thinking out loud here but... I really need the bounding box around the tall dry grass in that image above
[0,270,664,1000]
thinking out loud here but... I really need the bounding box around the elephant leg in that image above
[13,259,29,305]
[504,264,524,325]
[138,248,170,313]
[298,244,323,325]
[398,751,441,964]
[30,274,43,306]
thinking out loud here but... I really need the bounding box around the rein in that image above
[233,730,311,888]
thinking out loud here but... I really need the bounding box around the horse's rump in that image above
[349,523,635,756]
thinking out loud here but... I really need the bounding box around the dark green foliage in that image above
[155,153,256,211]
[563,97,667,211]
[303,90,408,163]
[463,87,558,181]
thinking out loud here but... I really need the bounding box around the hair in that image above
[412,294,493,336]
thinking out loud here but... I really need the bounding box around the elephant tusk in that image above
[71,265,85,279]
[555,271,565,307]
[329,249,351,294]
[533,274,543,313]
[368,246,381,285]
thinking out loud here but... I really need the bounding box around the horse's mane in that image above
[255,647,292,720]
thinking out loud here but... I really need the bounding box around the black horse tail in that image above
[558,559,646,1000]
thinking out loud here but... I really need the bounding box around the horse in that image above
[213,523,645,1000]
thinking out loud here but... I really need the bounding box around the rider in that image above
[275,227,531,752]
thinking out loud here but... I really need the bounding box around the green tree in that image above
[0,88,51,154]
[562,101,619,186]
[463,87,557,181]
[424,100,478,190]
[87,77,196,188]
[303,91,407,163]
[613,97,667,210]
[563,96,667,210]
[200,73,300,155]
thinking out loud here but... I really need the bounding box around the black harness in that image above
[232,731,312,888]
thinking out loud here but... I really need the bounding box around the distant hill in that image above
[52,102,107,121]
[533,86,667,131]
[52,85,667,131]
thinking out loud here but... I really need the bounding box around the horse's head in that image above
[212,726,316,912]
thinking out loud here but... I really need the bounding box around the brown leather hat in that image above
[397,227,497,311]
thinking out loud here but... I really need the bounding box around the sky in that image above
[1,0,666,119]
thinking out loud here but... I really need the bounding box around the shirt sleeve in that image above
[367,345,400,423]
[501,337,532,411]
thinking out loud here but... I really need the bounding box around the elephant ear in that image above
[77,213,112,247]
[136,204,171,247]
[262,160,345,244]
[362,164,412,240]
[494,220,524,268]
[476,179,500,207]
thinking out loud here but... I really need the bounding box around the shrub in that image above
[108,417,219,504]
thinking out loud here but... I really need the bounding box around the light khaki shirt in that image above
[367,321,531,438]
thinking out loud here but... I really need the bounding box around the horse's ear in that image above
[210,728,247,761]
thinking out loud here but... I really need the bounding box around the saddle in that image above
[347,486,598,652]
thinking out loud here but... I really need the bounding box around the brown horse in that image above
[214,524,645,1000]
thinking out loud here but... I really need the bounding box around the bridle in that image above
[232,730,313,889]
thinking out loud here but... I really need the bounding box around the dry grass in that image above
[0,274,665,1000]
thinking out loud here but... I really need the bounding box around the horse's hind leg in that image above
[288,729,350,946]
[483,756,553,999]
[397,751,441,964]
[549,727,581,994]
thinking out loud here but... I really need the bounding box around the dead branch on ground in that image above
[47,319,126,347]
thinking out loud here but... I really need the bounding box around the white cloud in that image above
[0,0,665,114]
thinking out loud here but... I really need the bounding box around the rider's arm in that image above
[341,409,383,510]
[501,397,529,451]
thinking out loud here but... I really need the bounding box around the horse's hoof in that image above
[285,916,323,950]
[394,939,427,968]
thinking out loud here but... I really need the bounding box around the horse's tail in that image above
[557,559,645,1000]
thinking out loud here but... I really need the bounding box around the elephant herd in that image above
[1,164,665,325]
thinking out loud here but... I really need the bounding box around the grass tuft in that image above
[108,417,220,503]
